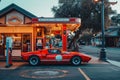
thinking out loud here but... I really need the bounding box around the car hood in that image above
[21,51,40,55]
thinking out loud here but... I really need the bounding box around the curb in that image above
[107,60,120,67]
[89,56,108,64]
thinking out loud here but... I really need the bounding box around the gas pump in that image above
[5,37,13,68]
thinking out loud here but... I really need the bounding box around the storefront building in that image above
[0,4,81,57]
[92,26,120,47]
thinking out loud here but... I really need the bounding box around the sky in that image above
[0,0,120,17]
[0,0,59,17]
[109,0,120,14]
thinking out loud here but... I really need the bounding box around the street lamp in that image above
[99,0,107,61]
[93,0,117,61]
[94,0,100,3]
[93,0,107,61]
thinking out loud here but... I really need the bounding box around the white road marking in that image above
[110,67,120,71]
[78,68,91,80]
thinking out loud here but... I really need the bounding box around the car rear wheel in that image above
[29,56,40,66]
[71,56,81,66]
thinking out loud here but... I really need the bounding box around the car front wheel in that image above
[71,56,81,66]
[29,56,40,66]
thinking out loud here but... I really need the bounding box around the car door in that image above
[44,49,62,63]
[45,49,70,63]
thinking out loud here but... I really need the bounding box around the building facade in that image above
[0,4,81,57]
[0,4,37,56]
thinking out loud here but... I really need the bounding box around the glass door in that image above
[0,34,5,56]
[22,34,32,52]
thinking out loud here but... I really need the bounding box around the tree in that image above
[52,0,113,50]
[52,1,81,18]
[111,14,120,26]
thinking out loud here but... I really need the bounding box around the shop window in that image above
[1,34,22,49]
[13,37,21,48]
[0,34,3,46]
[37,28,42,37]
[12,34,21,49]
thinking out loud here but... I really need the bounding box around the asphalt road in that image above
[79,45,120,62]
[0,63,120,80]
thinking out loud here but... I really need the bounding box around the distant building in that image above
[92,26,120,47]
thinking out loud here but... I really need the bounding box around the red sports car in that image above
[21,49,91,66]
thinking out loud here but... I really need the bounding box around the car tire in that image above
[29,56,40,66]
[71,56,81,66]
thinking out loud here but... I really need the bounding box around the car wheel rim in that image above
[30,57,38,65]
[72,57,81,65]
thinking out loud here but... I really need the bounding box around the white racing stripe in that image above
[78,68,91,80]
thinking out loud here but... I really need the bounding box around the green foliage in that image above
[111,14,120,26]
[52,0,113,50]
[52,2,81,18]
[52,0,104,33]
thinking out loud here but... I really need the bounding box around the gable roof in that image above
[0,3,37,18]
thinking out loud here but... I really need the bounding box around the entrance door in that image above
[22,34,32,52]
[0,34,5,56]
[0,46,4,56]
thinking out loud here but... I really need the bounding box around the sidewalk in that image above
[0,61,27,70]
[78,45,120,67]
[89,56,108,64]
[79,45,120,54]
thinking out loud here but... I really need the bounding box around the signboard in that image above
[32,18,81,23]
[38,18,69,22]
[59,0,80,3]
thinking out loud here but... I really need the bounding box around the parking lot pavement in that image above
[80,64,120,80]
[0,65,85,80]
[0,62,120,80]
[0,56,119,80]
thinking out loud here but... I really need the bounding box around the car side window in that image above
[48,49,61,54]
[57,50,61,54]
[51,50,57,54]
[48,49,51,53]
